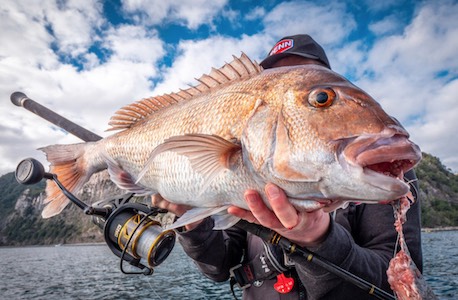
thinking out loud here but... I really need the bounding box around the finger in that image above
[151,193,165,207]
[228,206,257,223]
[244,190,283,229]
[265,183,298,229]
[151,194,190,216]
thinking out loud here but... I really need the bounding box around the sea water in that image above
[0,231,456,299]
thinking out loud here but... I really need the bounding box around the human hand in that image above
[228,183,331,247]
[151,194,202,231]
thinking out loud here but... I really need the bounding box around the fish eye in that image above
[308,87,336,108]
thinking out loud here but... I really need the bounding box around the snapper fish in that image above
[39,53,421,229]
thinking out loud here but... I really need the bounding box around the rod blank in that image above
[11,91,102,142]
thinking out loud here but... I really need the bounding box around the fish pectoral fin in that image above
[166,205,231,230]
[103,152,152,195]
[138,134,242,190]
[212,214,241,230]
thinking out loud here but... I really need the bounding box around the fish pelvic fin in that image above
[102,151,152,195]
[39,143,93,218]
[212,214,241,230]
[166,206,232,230]
[107,53,262,132]
[137,134,241,194]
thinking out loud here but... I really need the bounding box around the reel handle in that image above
[15,158,53,185]
[15,158,102,214]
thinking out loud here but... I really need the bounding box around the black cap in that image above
[260,34,331,69]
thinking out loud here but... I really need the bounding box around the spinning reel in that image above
[15,158,176,275]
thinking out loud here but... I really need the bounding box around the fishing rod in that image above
[235,220,395,300]
[12,92,394,298]
[10,91,102,142]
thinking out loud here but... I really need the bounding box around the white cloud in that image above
[222,8,239,22]
[408,78,458,169]
[103,25,164,65]
[0,0,105,60]
[245,6,266,21]
[363,2,458,84]
[331,40,367,77]
[363,0,404,12]
[262,1,356,46]
[44,0,105,57]
[369,16,402,36]
[0,2,58,69]
[121,0,228,29]
[0,2,165,175]
[1,22,165,132]
[151,34,267,96]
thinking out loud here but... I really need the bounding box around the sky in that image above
[1,0,457,176]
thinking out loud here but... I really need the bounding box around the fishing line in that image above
[403,175,419,204]
[146,278,164,300]
[393,233,401,257]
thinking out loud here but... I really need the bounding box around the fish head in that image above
[242,64,421,207]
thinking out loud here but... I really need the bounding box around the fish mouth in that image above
[357,137,420,178]
[338,129,422,194]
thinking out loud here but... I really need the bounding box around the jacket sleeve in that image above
[291,170,423,299]
[177,217,247,282]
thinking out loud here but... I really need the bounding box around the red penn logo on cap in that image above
[269,39,294,56]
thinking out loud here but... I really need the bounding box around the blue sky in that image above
[1,0,457,175]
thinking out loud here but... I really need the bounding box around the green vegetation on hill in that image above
[0,172,44,215]
[415,153,458,227]
[0,172,102,246]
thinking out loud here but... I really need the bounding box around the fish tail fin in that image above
[39,143,94,218]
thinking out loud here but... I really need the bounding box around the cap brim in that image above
[260,52,320,69]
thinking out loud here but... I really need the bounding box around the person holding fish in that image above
[38,31,427,298]
[151,35,424,299]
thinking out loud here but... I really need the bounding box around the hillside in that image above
[0,152,457,246]
[416,153,458,227]
[0,171,123,246]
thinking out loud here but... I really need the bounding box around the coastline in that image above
[0,242,106,249]
[2,229,457,248]
[421,226,458,232]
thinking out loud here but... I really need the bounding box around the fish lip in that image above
[336,129,421,192]
[355,137,421,178]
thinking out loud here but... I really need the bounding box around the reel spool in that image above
[103,203,176,273]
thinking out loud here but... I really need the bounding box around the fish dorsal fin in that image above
[107,52,262,131]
